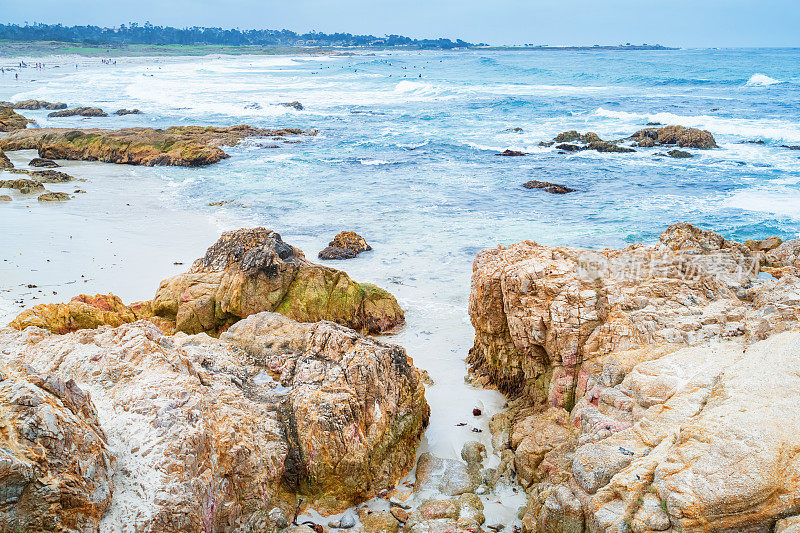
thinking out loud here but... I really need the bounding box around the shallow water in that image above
[1,48,800,524]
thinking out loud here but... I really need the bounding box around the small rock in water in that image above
[29,157,59,168]
[667,149,694,158]
[318,231,372,260]
[522,180,575,194]
[280,101,304,111]
[472,428,482,433]
[496,149,527,156]
[473,408,482,416]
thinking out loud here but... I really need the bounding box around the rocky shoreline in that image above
[3,221,800,532]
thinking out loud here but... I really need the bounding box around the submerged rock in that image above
[9,168,74,182]
[0,312,430,528]
[28,157,60,168]
[113,108,143,115]
[13,228,404,336]
[549,132,635,154]
[37,191,71,202]
[0,107,31,132]
[318,231,372,260]
[280,101,305,110]
[467,223,800,532]
[667,149,693,158]
[0,126,316,167]
[0,178,46,194]
[11,99,67,110]
[0,365,114,531]
[522,180,575,194]
[631,125,717,149]
[496,149,528,156]
[47,106,108,118]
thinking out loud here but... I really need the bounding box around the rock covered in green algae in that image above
[0,125,316,167]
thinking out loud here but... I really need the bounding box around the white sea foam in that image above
[745,73,782,86]
[359,158,391,165]
[723,188,800,218]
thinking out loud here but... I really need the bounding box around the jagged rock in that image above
[318,231,372,260]
[152,227,403,335]
[11,99,67,110]
[0,148,12,168]
[550,132,634,154]
[10,294,159,334]
[631,125,717,149]
[745,235,782,252]
[468,223,800,532]
[587,141,635,153]
[667,149,693,158]
[0,312,429,528]
[523,180,575,194]
[358,508,400,533]
[497,149,528,156]
[28,157,59,168]
[113,108,143,115]
[0,107,31,132]
[0,364,114,531]
[37,191,71,201]
[280,101,304,111]
[764,237,800,278]
[0,126,316,167]
[47,107,108,118]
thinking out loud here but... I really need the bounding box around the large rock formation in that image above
[0,312,429,530]
[0,126,316,167]
[0,148,12,169]
[11,228,405,336]
[0,364,114,532]
[468,223,800,532]
[9,99,67,110]
[0,107,31,132]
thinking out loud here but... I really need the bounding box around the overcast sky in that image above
[1,0,799,47]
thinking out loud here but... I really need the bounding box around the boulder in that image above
[7,168,74,182]
[764,237,800,278]
[553,131,601,144]
[745,235,782,252]
[11,99,67,110]
[0,107,31,132]
[0,195,10,201]
[318,231,372,260]
[47,107,108,118]
[497,149,528,156]
[152,227,403,335]
[467,223,800,532]
[0,312,429,528]
[37,191,71,202]
[0,126,317,167]
[10,294,152,334]
[0,364,114,532]
[414,453,475,497]
[29,157,60,168]
[522,180,575,194]
[631,125,717,149]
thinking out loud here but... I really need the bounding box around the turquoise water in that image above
[1,50,799,519]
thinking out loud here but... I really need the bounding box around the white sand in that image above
[0,150,223,323]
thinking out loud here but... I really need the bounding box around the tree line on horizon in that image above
[0,22,476,49]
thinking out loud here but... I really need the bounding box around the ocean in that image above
[1,47,799,525]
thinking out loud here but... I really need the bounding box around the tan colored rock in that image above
[0,107,31,132]
[37,191,71,201]
[318,230,373,260]
[777,516,800,533]
[765,237,800,278]
[468,224,800,532]
[0,195,10,202]
[359,508,400,533]
[0,311,429,529]
[0,364,114,532]
[0,126,315,167]
[745,235,782,252]
[152,227,404,335]
[0,148,12,168]
[414,453,475,497]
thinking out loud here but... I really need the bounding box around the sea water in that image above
[1,48,799,523]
